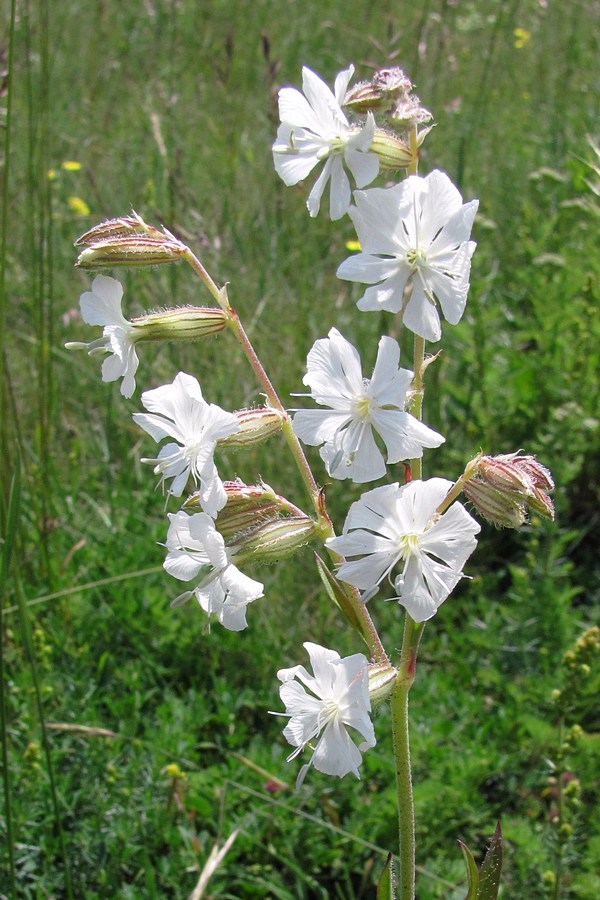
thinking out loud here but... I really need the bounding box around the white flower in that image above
[164,510,264,631]
[133,372,239,515]
[272,65,379,220]
[326,479,480,622]
[275,642,375,785]
[65,274,140,397]
[337,170,478,341]
[292,327,444,483]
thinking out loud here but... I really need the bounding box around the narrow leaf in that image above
[457,840,479,900]
[313,552,364,635]
[476,822,503,900]
[376,853,395,900]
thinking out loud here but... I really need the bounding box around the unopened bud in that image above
[214,482,281,537]
[218,408,286,450]
[369,130,414,169]
[344,67,413,115]
[185,480,305,538]
[75,211,162,246]
[368,663,398,703]
[478,453,553,494]
[233,516,317,563]
[463,451,555,526]
[389,97,433,130]
[76,234,187,269]
[462,478,527,528]
[131,306,227,342]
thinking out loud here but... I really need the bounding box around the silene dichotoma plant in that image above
[67,63,555,899]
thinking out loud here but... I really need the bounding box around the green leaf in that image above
[376,853,395,900]
[458,839,479,900]
[477,822,503,900]
[458,824,503,900]
[313,552,364,638]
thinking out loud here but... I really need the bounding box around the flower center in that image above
[351,392,372,421]
[406,247,427,270]
[317,698,340,732]
[184,438,203,460]
[397,532,420,559]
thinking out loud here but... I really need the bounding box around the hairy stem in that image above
[391,615,425,899]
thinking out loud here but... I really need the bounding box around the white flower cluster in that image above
[272,64,481,778]
[67,62,482,786]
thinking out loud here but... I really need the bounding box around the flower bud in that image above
[214,481,281,537]
[74,211,162,246]
[478,453,554,494]
[462,478,527,528]
[130,306,227,342]
[343,67,414,115]
[368,663,398,704]
[369,129,414,170]
[218,407,286,450]
[343,66,433,131]
[389,97,433,130]
[75,234,187,269]
[463,451,555,526]
[233,516,317,564]
[184,480,305,539]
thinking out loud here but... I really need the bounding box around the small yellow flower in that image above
[345,239,361,252]
[164,762,186,780]
[47,168,57,180]
[514,27,531,49]
[67,196,90,216]
[62,160,82,171]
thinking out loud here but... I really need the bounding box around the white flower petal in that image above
[133,372,237,508]
[306,156,333,217]
[337,253,402,285]
[294,330,440,484]
[275,642,374,782]
[328,480,479,614]
[402,280,442,342]
[356,272,412,314]
[292,409,351,446]
[302,66,348,133]
[341,171,478,337]
[277,86,324,134]
[273,66,377,219]
[333,64,355,106]
[79,275,126,326]
[328,155,352,220]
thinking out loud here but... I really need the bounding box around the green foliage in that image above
[1,0,599,896]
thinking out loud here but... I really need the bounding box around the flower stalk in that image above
[391,614,425,900]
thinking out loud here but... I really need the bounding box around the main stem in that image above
[392,615,425,899]
[392,124,424,899]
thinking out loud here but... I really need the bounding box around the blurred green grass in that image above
[1,0,600,896]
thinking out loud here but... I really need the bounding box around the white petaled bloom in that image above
[66,274,140,397]
[292,327,444,483]
[326,478,481,622]
[275,642,375,785]
[164,510,264,631]
[272,65,379,220]
[337,170,479,341]
[133,372,239,516]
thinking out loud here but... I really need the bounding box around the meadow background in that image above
[1,0,599,897]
